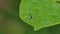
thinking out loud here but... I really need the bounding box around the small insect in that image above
[28,14,33,19]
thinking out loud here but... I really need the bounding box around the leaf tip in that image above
[33,26,40,31]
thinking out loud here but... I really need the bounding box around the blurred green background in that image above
[0,0,60,34]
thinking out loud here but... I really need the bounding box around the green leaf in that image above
[19,0,60,31]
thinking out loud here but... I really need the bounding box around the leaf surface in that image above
[19,0,60,31]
